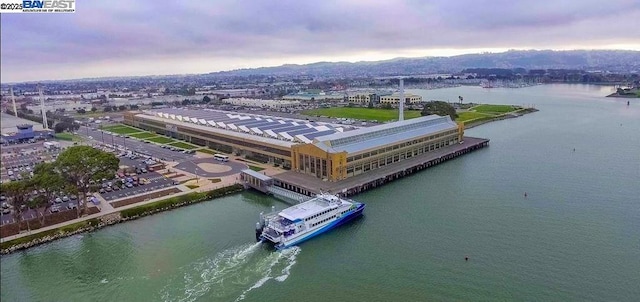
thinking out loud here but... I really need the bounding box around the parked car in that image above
[54,197,63,204]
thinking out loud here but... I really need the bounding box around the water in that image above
[2,84,639,302]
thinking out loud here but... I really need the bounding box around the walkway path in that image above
[1,157,282,244]
[1,185,195,243]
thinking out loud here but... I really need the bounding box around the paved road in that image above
[173,158,247,178]
[77,126,194,162]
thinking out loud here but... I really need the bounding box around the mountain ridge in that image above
[207,49,640,77]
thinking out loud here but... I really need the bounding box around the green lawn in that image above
[168,141,199,150]
[471,104,517,114]
[102,125,142,135]
[197,148,217,155]
[455,112,493,123]
[248,165,265,172]
[55,132,84,142]
[302,107,421,122]
[146,136,175,144]
[128,132,158,139]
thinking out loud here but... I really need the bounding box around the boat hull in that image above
[263,203,365,250]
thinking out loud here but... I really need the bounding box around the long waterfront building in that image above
[124,108,463,181]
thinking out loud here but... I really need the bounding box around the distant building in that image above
[347,94,373,103]
[379,93,422,104]
[223,98,301,109]
[282,91,344,101]
[0,124,53,144]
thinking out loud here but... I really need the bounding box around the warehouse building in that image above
[124,108,463,181]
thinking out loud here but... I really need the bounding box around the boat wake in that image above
[160,242,301,302]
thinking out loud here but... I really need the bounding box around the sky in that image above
[2,0,639,82]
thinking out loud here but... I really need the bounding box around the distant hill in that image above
[208,50,640,77]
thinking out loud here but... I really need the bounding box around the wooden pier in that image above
[272,136,490,197]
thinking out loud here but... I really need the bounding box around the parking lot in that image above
[1,145,62,183]
[98,171,178,201]
[1,193,81,226]
[78,126,194,162]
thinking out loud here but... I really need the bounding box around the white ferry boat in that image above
[256,193,365,249]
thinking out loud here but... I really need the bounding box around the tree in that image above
[381,103,392,110]
[129,104,139,110]
[0,181,32,231]
[91,107,97,112]
[55,146,119,215]
[203,96,211,103]
[54,122,69,133]
[77,108,86,114]
[118,105,127,111]
[30,162,71,224]
[103,106,112,112]
[421,101,458,119]
[367,101,374,109]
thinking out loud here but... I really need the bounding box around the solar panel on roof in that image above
[286,127,318,136]
[303,130,336,140]
[273,125,308,133]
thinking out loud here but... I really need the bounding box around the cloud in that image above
[2,0,639,82]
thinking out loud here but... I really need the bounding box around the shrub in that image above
[120,184,243,219]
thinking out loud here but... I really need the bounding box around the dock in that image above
[271,136,489,197]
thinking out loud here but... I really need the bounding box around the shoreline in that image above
[462,107,539,129]
[0,184,244,255]
[0,109,538,255]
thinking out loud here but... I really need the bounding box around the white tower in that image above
[38,84,48,129]
[398,78,405,121]
[10,86,18,117]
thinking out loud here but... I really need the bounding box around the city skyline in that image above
[2,0,639,82]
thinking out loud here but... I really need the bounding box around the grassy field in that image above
[102,125,142,135]
[128,132,157,139]
[455,112,493,123]
[54,132,84,142]
[472,104,517,114]
[168,141,199,150]
[455,104,521,124]
[302,107,422,122]
[146,136,175,144]
[248,165,265,172]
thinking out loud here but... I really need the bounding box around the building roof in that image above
[241,169,272,181]
[312,115,458,154]
[136,113,295,148]
[141,108,356,144]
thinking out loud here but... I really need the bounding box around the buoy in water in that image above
[524,192,528,198]
[465,256,469,261]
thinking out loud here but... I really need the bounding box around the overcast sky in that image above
[2,0,639,82]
